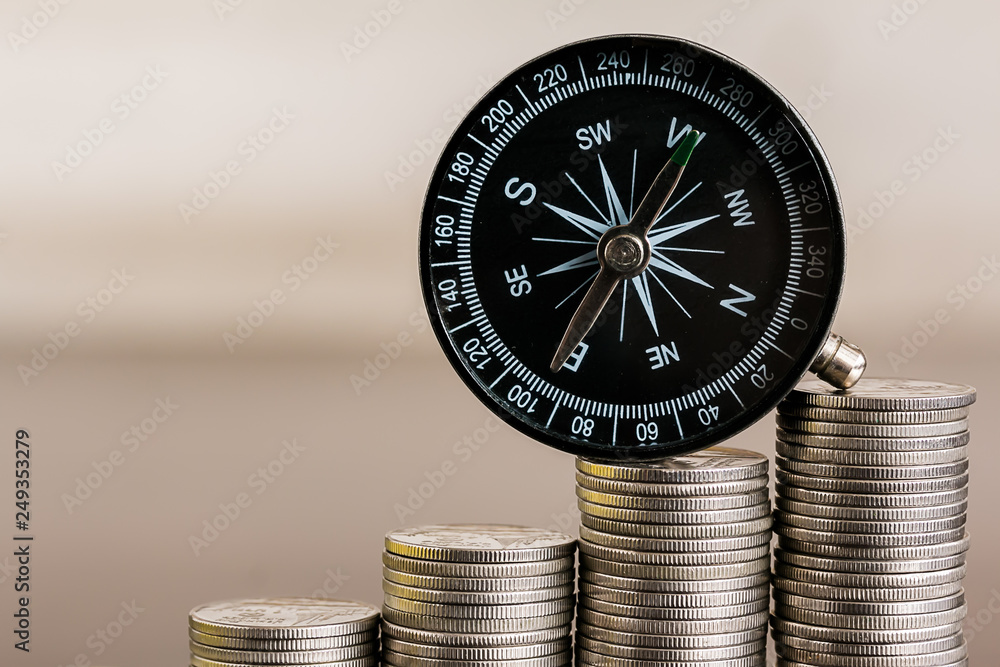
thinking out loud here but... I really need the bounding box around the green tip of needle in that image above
[671,130,700,167]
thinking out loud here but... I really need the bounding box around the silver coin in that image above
[776,630,965,656]
[577,448,768,483]
[777,416,969,438]
[576,622,766,649]
[580,581,768,607]
[382,594,573,619]
[772,578,962,602]
[776,441,968,466]
[776,483,968,508]
[190,657,377,667]
[577,606,769,635]
[189,640,376,663]
[382,581,574,605]
[776,429,970,452]
[580,553,771,580]
[577,487,770,511]
[771,616,965,644]
[774,524,965,547]
[775,604,966,630]
[776,470,968,494]
[581,513,773,539]
[776,534,970,561]
[581,595,769,620]
[776,403,970,425]
[774,547,967,574]
[782,378,977,411]
[579,525,771,553]
[579,499,771,524]
[775,562,966,588]
[575,646,765,666]
[380,607,573,634]
[576,634,765,661]
[188,628,378,651]
[575,471,768,497]
[777,456,969,481]
[579,539,769,565]
[381,568,573,592]
[776,660,967,667]
[775,643,967,667]
[772,590,964,615]
[188,599,381,640]
[384,525,575,563]
[581,569,770,593]
[775,497,968,522]
[774,510,966,535]
[380,621,571,647]
[381,552,574,578]
[382,636,570,660]
[381,648,572,667]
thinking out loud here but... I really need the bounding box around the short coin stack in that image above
[574,447,772,666]
[772,377,976,667]
[380,524,576,666]
[188,598,380,667]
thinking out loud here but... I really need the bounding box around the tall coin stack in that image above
[772,378,976,667]
[574,447,772,666]
[188,598,380,667]
[380,524,576,666]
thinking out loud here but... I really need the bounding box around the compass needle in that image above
[420,35,856,457]
[627,129,700,237]
[550,270,621,372]
[556,269,600,310]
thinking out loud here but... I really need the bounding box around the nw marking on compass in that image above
[533,152,722,341]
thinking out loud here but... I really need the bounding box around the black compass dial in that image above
[420,35,845,459]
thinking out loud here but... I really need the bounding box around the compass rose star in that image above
[533,151,722,337]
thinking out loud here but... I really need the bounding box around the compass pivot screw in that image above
[604,235,644,274]
[810,332,867,390]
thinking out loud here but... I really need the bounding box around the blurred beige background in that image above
[1,0,998,665]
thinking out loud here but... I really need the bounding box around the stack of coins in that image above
[574,447,772,666]
[380,524,576,666]
[772,378,976,667]
[188,598,380,667]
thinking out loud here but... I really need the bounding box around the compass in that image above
[419,35,865,459]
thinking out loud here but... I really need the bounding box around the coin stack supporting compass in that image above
[771,378,975,667]
[187,598,381,667]
[574,447,772,666]
[380,524,577,666]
